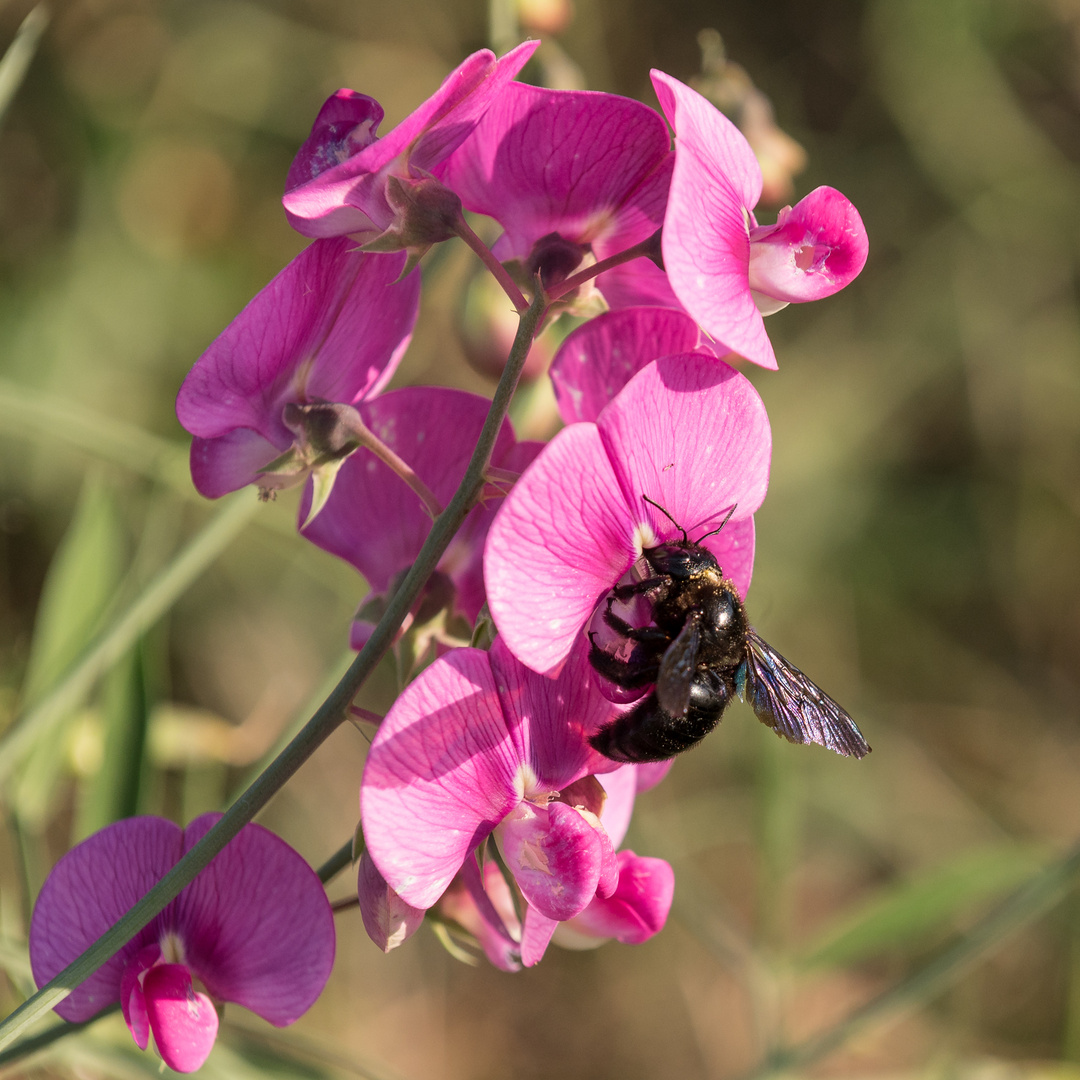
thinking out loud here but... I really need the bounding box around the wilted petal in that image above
[361,649,522,909]
[143,964,219,1074]
[357,852,425,953]
[596,353,769,598]
[29,817,182,1023]
[550,307,712,424]
[748,186,868,303]
[496,801,603,921]
[485,422,638,675]
[557,851,674,946]
[173,814,334,1027]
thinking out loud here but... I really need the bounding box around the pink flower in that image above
[283,42,539,241]
[361,636,622,928]
[436,81,673,303]
[298,386,541,649]
[549,306,718,424]
[652,71,868,370]
[176,239,419,498]
[29,815,335,1073]
[484,352,771,677]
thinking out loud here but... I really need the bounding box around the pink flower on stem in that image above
[549,306,718,424]
[361,637,626,959]
[484,352,771,678]
[652,70,868,370]
[176,239,420,500]
[436,81,674,305]
[283,42,540,243]
[298,386,541,649]
[29,815,335,1074]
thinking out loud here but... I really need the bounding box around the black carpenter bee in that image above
[587,498,871,764]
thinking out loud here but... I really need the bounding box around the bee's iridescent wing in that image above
[739,629,871,758]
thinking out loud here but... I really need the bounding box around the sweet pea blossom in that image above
[299,385,541,649]
[484,352,771,677]
[361,637,623,944]
[652,70,868,369]
[436,81,674,306]
[29,815,335,1073]
[283,41,539,242]
[176,240,419,499]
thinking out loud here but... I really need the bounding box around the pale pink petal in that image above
[438,82,671,262]
[748,186,868,303]
[173,814,334,1027]
[285,42,539,238]
[357,852,425,953]
[143,964,218,1074]
[485,423,638,675]
[596,353,770,598]
[361,649,521,909]
[189,430,281,499]
[559,851,674,945]
[596,765,638,849]
[635,760,674,793]
[496,801,602,921]
[520,905,559,967]
[449,855,522,972]
[550,307,712,424]
[595,258,683,312]
[29,817,182,1023]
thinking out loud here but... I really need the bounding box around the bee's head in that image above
[643,540,719,580]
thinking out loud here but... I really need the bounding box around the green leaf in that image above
[797,843,1047,970]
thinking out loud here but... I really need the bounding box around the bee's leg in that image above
[610,574,672,603]
[602,607,670,643]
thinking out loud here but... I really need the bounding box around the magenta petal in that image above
[748,186,868,303]
[143,964,218,1074]
[563,851,674,945]
[173,814,334,1027]
[550,307,711,424]
[120,945,159,1050]
[438,82,671,260]
[176,240,418,448]
[189,430,281,499]
[520,905,559,967]
[455,855,522,972]
[29,817,182,1023]
[361,649,522,909]
[357,853,425,953]
[485,423,638,675]
[498,801,602,921]
[596,354,770,598]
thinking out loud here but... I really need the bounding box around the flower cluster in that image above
[31,38,867,1060]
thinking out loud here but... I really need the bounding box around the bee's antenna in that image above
[695,504,738,543]
[642,494,687,542]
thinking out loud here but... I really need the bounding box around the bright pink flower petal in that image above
[559,851,674,946]
[485,422,639,675]
[357,853,425,953]
[520,905,559,967]
[361,649,522,909]
[173,814,334,1027]
[284,42,539,238]
[748,186,868,303]
[596,353,770,598]
[143,964,218,1074]
[550,307,713,424]
[438,83,671,263]
[176,240,419,493]
[594,257,683,312]
[496,801,603,921]
[450,855,522,972]
[120,945,160,1050]
[29,817,182,1023]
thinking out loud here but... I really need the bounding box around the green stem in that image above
[316,839,355,885]
[453,214,530,312]
[737,838,1080,1080]
[0,290,547,1051]
[0,493,260,786]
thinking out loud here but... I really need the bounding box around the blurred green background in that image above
[2,0,1080,1076]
